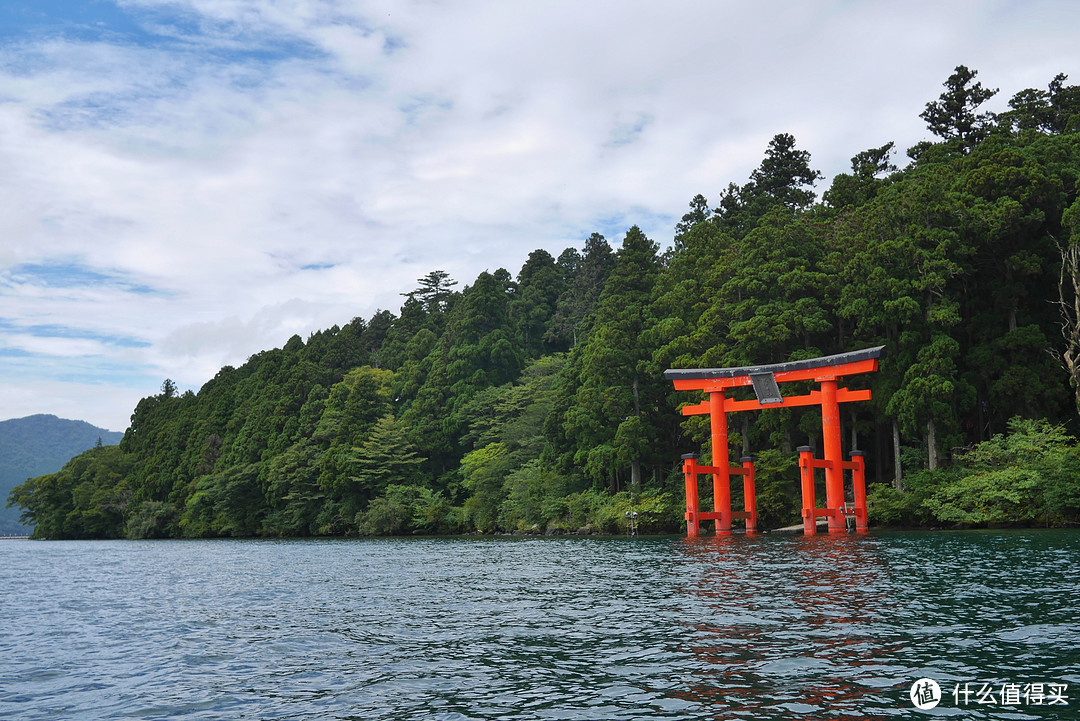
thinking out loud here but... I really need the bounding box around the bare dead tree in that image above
[1054,237,1080,412]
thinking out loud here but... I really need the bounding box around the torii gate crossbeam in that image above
[665,346,883,536]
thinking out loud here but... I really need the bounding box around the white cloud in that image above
[0,379,143,433]
[3,335,106,358]
[2,0,1080,429]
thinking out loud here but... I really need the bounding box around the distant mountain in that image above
[0,414,124,534]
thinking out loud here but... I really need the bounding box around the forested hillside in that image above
[0,415,123,534]
[10,66,1080,538]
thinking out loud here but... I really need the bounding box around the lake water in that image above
[1,531,1077,720]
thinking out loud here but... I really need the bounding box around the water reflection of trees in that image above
[669,535,903,719]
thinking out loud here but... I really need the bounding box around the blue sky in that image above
[2,0,1079,431]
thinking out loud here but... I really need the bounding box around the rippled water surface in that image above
[2,531,1077,720]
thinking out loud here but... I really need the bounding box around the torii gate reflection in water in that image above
[665,346,883,536]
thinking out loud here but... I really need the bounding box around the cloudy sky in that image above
[1,0,1078,432]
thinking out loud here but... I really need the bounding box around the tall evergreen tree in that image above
[716,133,822,237]
[349,415,427,497]
[406,270,459,312]
[403,270,523,482]
[1001,74,1080,135]
[546,233,614,348]
[562,226,661,491]
[824,142,898,209]
[920,65,999,150]
[511,249,564,357]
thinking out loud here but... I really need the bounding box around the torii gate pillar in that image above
[710,390,731,533]
[821,379,844,533]
[666,346,882,536]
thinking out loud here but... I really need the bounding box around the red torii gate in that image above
[665,346,883,536]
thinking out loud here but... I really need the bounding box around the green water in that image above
[1,530,1076,719]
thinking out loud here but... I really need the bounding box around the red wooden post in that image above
[741,456,757,533]
[851,450,868,533]
[798,446,816,536]
[819,378,845,534]
[709,391,732,535]
[682,453,700,537]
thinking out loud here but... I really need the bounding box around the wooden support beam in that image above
[680,388,871,415]
[686,464,749,476]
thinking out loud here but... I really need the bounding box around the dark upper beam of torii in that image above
[664,345,885,412]
[663,345,885,385]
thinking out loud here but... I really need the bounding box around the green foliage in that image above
[920,64,998,150]
[126,500,179,539]
[348,415,426,497]
[461,442,512,532]
[868,484,925,526]
[867,470,944,527]
[261,439,323,536]
[7,445,133,539]
[179,463,264,537]
[925,418,1080,525]
[824,142,897,209]
[870,418,1080,527]
[1001,73,1080,135]
[498,458,584,532]
[715,133,822,237]
[545,487,682,534]
[749,449,800,529]
[546,233,614,349]
[562,226,662,490]
[355,489,411,535]
[407,270,459,312]
[603,488,682,534]
[402,269,524,479]
[512,249,565,356]
[356,484,459,535]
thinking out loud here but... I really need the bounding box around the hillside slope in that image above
[1,414,124,534]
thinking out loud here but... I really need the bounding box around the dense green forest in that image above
[0,415,123,534]
[10,66,1080,538]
